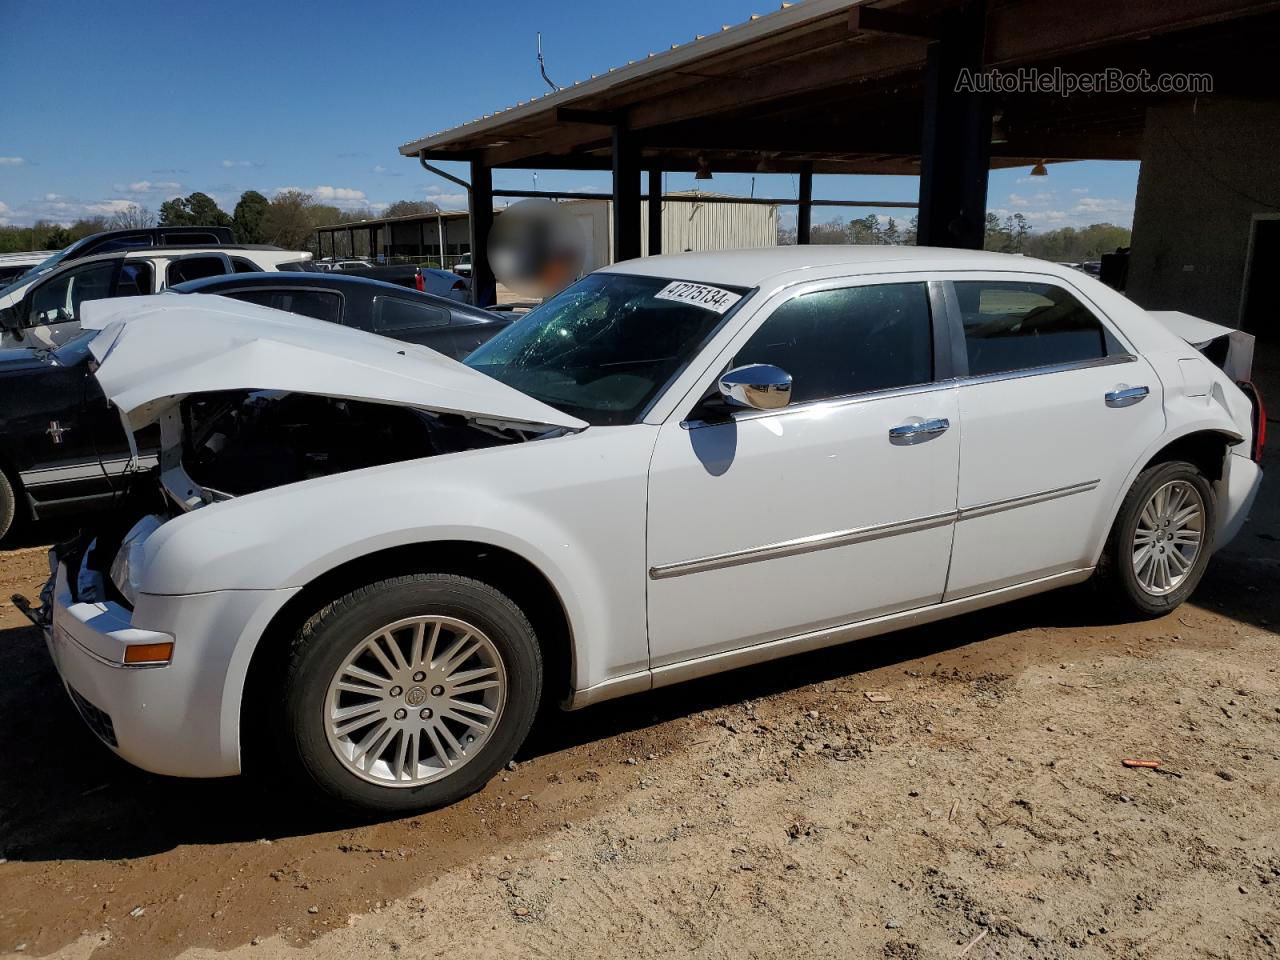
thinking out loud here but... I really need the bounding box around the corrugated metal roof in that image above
[397,0,862,156]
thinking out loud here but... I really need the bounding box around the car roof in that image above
[597,245,1070,288]
[170,270,500,322]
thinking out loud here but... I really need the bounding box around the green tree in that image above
[43,225,74,250]
[232,190,270,244]
[159,191,231,227]
[262,190,316,250]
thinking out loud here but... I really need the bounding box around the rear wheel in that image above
[1098,460,1215,617]
[278,573,541,814]
[0,469,18,543]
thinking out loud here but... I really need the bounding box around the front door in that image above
[646,278,961,667]
[13,258,156,350]
[942,275,1167,598]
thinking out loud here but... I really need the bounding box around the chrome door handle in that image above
[889,417,950,445]
[1105,385,1149,408]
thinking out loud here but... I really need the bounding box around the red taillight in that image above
[452,279,466,291]
[413,269,425,292]
[1238,380,1266,462]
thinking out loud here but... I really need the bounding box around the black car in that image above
[0,335,157,539]
[170,271,511,360]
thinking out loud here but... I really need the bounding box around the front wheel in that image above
[278,573,542,814]
[1097,460,1216,618]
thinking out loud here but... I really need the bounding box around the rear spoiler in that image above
[1147,311,1254,382]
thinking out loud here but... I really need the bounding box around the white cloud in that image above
[274,184,370,211]
[373,165,387,174]
[1071,187,1089,194]
[113,179,183,196]
[0,199,9,226]
[424,185,467,209]
[0,157,25,167]
[221,159,261,168]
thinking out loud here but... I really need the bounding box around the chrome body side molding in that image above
[957,479,1100,520]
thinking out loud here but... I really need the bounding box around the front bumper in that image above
[36,542,299,778]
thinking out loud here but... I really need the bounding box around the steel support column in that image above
[647,168,663,256]
[469,160,496,307]
[612,125,641,262]
[916,1,991,249]
[796,164,813,245]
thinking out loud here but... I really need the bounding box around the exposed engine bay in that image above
[179,390,521,498]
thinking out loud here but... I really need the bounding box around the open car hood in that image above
[80,295,586,432]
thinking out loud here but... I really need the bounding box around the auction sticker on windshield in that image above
[654,281,742,314]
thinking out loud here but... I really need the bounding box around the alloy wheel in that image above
[324,615,507,787]
[1131,480,1205,596]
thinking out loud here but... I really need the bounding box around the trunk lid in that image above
[1148,310,1255,382]
[80,294,586,432]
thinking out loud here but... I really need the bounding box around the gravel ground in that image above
[1,350,1276,960]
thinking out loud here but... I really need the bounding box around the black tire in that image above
[1097,460,1216,618]
[0,469,17,543]
[278,573,542,815]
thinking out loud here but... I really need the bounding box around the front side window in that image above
[371,297,448,333]
[954,281,1119,377]
[466,273,749,426]
[27,261,116,326]
[732,282,934,405]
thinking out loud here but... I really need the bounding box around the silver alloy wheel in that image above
[1131,480,1205,596]
[324,615,507,787]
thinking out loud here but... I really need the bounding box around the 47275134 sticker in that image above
[653,281,742,315]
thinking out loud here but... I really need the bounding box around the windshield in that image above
[464,272,751,426]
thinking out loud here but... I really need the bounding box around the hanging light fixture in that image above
[695,154,713,181]
[1030,159,1048,176]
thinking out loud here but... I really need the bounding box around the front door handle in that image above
[889,417,950,445]
[1105,385,1149,408]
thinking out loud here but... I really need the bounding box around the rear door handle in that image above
[1105,385,1149,408]
[889,417,950,445]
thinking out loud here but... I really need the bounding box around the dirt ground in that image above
[2,362,1278,960]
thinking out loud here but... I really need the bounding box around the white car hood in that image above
[80,295,586,432]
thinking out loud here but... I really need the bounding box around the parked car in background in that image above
[0,246,312,350]
[0,334,156,540]
[170,272,510,359]
[0,251,58,286]
[27,247,1263,814]
[339,263,470,302]
[4,225,237,289]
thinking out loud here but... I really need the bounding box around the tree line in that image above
[777,211,1131,262]
[0,190,440,255]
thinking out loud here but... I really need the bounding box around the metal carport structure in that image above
[398,0,1280,307]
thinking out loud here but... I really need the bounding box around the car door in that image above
[20,258,155,349]
[941,274,1167,599]
[646,276,961,667]
[163,253,234,288]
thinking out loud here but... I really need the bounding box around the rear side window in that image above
[372,296,449,333]
[232,258,261,274]
[162,231,221,246]
[167,256,231,285]
[91,232,152,255]
[733,282,933,405]
[954,281,1120,377]
[224,288,342,325]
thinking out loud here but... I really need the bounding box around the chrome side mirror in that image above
[718,363,792,411]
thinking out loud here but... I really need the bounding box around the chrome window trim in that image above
[648,479,1101,580]
[681,377,953,430]
[955,353,1137,388]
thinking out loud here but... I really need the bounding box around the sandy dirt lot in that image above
[1,364,1277,960]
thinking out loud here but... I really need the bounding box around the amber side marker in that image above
[123,642,174,665]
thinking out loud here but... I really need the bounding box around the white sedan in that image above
[32,247,1264,814]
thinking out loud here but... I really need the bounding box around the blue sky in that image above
[0,0,1138,234]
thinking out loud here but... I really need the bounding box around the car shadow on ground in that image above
[4,560,1274,866]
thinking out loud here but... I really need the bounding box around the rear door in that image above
[942,273,1166,598]
[163,253,234,287]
